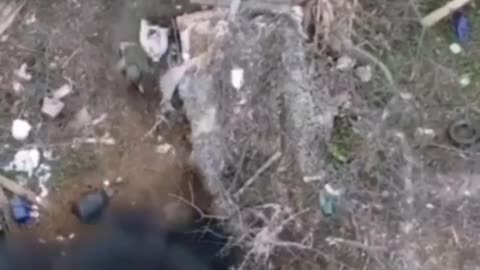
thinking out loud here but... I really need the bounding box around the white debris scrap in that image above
[324,183,342,197]
[53,84,73,99]
[11,119,32,141]
[156,143,173,154]
[36,164,51,198]
[42,97,65,118]
[459,74,471,87]
[355,65,373,82]
[336,55,355,71]
[14,63,32,81]
[25,13,36,25]
[139,19,169,62]
[449,43,462,54]
[416,127,436,138]
[4,148,40,177]
[231,67,244,90]
[12,80,24,93]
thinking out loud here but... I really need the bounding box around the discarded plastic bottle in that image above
[453,12,471,43]
[72,190,109,224]
[10,196,37,225]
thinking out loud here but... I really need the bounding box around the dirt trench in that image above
[0,0,210,241]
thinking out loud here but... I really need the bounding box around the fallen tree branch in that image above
[0,174,52,210]
[421,0,472,28]
[235,151,282,198]
[0,0,27,36]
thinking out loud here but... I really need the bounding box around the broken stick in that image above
[421,0,472,28]
[0,174,52,210]
[235,151,282,197]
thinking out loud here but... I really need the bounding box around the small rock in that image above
[231,67,244,90]
[72,190,109,224]
[42,97,65,118]
[336,55,355,71]
[11,119,32,141]
[449,43,462,54]
[355,65,372,82]
[53,84,73,100]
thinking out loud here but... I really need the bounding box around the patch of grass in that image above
[327,114,363,165]
[50,150,100,185]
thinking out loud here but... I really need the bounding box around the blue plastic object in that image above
[10,197,33,224]
[453,12,471,43]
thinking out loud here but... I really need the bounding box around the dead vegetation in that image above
[177,0,480,269]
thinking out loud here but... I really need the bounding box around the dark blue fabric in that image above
[454,12,471,43]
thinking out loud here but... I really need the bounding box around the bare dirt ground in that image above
[0,0,203,241]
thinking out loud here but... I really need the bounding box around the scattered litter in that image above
[453,12,470,43]
[4,148,40,177]
[324,183,342,197]
[336,55,355,71]
[56,235,65,242]
[303,173,325,183]
[319,192,337,217]
[53,84,73,100]
[103,179,110,187]
[75,133,116,146]
[11,119,32,141]
[25,13,36,25]
[72,190,109,224]
[70,107,92,130]
[459,74,471,87]
[355,65,372,82]
[12,80,23,93]
[231,67,244,90]
[426,203,435,209]
[156,143,173,154]
[42,97,65,118]
[42,149,54,160]
[68,233,75,240]
[92,113,107,126]
[449,43,463,54]
[447,119,478,147]
[10,196,37,225]
[14,63,32,81]
[36,164,51,198]
[415,127,436,142]
[139,19,169,62]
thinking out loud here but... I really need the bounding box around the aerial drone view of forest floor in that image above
[0,0,479,269]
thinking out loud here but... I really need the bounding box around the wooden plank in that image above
[421,0,472,28]
[0,0,27,35]
[190,0,293,11]
[0,174,52,210]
